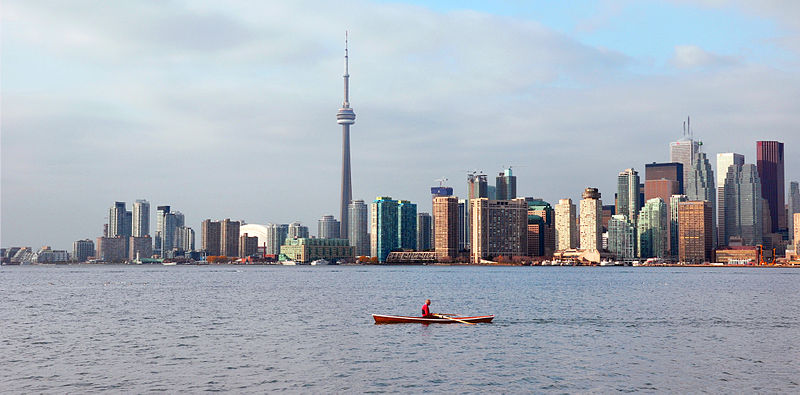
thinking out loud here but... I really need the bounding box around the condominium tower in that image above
[433,196,459,259]
[554,198,577,250]
[371,197,398,262]
[470,198,528,263]
[617,168,641,222]
[348,200,369,256]
[579,188,603,252]
[132,199,150,237]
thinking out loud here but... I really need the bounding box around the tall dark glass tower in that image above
[756,141,785,233]
[337,33,356,238]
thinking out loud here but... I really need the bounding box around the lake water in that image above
[1,265,798,393]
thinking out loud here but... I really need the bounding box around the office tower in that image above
[527,199,554,256]
[348,200,369,256]
[181,227,195,252]
[73,239,95,262]
[318,215,341,239]
[496,168,517,200]
[96,236,128,262]
[470,198,528,263]
[129,236,153,260]
[371,197,399,262]
[108,201,127,237]
[239,233,258,257]
[678,200,713,263]
[790,182,800,244]
[638,198,668,258]
[608,215,636,260]
[397,200,417,250]
[644,179,679,209]
[617,168,640,222]
[685,153,715,203]
[716,153,745,245]
[645,162,684,194]
[458,199,468,251]
[555,198,577,251]
[287,222,309,239]
[580,188,603,252]
[756,141,785,233]
[264,223,289,256]
[601,205,615,232]
[416,213,432,251]
[669,195,688,257]
[670,123,701,186]
[220,219,241,257]
[201,219,222,256]
[132,199,150,237]
[433,196,459,259]
[722,164,762,246]
[336,34,356,240]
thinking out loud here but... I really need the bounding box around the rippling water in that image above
[1,265,798,392]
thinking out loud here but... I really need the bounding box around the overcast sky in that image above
[2,0,799,250]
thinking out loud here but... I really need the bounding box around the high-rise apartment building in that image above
[722,164,762,246]
[579,188,603,252]
[108,202,128,238]
[645,162,684,194]
[265,223,289,256]
[318,215,341,239]
[73,239,95,262]
[288,222,309,239]
[458,199,468,251]
[756,141,785,233]
[397,200,417,250]
[239,233,258,257]
[129,236,153,260]
[678,200,713,263]
[608,215,636,260]
[554,198,577,251]
[669,194,688,258]
[348,200,370,256]
[132,199,150,237]
[220,219,241,257]
[371,197,399,262]
[617,168,640,222]
[467,173,488,201]
[201,219,222,256]
[495,168,517,200]
[790,182,800,244]
[96,236,127,263]
[416,212,432,251]
[470,198,528,263]
[638,198,668,258]
[433,196,459,259]
[181,227,195,252]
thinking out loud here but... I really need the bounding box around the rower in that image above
[421,299,433,317]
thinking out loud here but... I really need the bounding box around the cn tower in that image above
[336,32,355,239]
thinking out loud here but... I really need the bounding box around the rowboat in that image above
[372,314,494,324]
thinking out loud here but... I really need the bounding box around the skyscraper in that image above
[670,124,701,186]
[220,219,241,257]
[336,33,356,240]
[108,201,127,238]
[638,198,668,258]
[371,197,398,262]
[416,212,432,251]
[470,198,528,263]
[616,168,640,222]
[669,194,688,257]
[579,188,603,252]
[645,162,684,194]
[555,198,577,251]
[467,173,488,201]
[608,215,636,260]
[73,239,95,262]
[678,200,713,263]
[458,199,468,251]
[318,215,341,239]
[181,227,195,252]
[264,223,289,256]
[716,153,745,245]
[433,196,459,259]
[132,199,150,237]
[527,199,555,257]
[722,164,762,246]
[155,205,170,254]
[496,168,517,200]
[348,200,369,256]
[288,222,309,239]
[756,141,785,233]
[201,219,221,256]
[397,200,417,250]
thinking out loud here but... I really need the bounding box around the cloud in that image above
[671,45,738,69]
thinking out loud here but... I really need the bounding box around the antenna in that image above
[345,30,349,76]
[688,116,691,138]
[683,121,686,137]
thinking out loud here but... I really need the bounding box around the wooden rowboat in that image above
[372,314,494,324]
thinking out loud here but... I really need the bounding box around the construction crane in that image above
[434,177,448,187]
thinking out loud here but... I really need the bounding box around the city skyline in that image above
[2,1,800,250]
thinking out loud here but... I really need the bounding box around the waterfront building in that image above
[756,141,785,233]
[73,239,95,262]
[108,201,128,238]
[129,236,153,260]
[348,200,369,256]
[336,34,356,240]
[239,233,258,257]
[527,198,554,257]
[555,198,577,251]
[201,219,222,256]
[470,198,528,263]
[645,162,684,194]
[318,215,341,239]
[678,200,713,263]
[288,221,309,239]
[638,198,668,258]
[722,164,762,246]
[669,194,688,257]
[617,168,640,223]
[96,236,128,263]
[608,215,636,260]
[265,223,290,256]
[32,247,69,263]
[416,212,432,251]
[181,227,195,252]
[132,199,150,237]
[715,246,758,264]
[790,182,800,244]
[220,219,241,257]
[433,196,459,259]
[280,238,354,263]
[495,168,517,200]
[397,200,418,250]
[371,197,399,262]
[579,188,603,252]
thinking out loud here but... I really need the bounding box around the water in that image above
[1,265,798,393]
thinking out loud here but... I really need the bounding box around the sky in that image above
[2,0,799,250]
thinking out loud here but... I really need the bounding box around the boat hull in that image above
[372,314,494,324]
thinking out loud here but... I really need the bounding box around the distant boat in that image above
[281,260,297,266]
[162,262,177,266]
[310,259,329,266]
[373,314,494,324]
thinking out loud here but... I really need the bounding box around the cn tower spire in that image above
[336,32,356,240]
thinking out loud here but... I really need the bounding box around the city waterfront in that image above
[2,265,798,392]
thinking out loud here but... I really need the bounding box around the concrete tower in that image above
[337,33,356,239]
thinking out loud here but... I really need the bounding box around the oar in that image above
[434,314,476,325]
